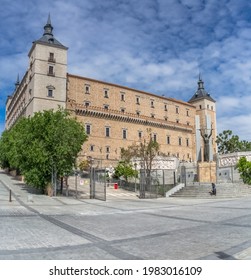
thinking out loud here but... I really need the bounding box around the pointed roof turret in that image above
[43,14,53,36]
[188,75,215,103]
[15,74,20,89]
[197,73,204,90]
[30,14,68,51]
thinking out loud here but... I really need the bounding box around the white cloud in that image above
[1,0,251,141]
[217,114,251,141]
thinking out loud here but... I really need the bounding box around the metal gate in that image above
[90,168,106,201]
[139,169,158,199]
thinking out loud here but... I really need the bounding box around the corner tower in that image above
[26,15,68,116]
[188,76,217,162]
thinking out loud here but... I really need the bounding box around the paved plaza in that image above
[1,171,251,260]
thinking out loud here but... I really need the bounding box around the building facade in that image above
[5,17,217,167]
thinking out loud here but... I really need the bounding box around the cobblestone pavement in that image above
[1,171,251,260]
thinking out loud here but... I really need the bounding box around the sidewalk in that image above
[1,170,251,260]
[0,171,81,207]
[0,170,138,206]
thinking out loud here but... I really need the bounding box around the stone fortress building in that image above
[5,16,217,168]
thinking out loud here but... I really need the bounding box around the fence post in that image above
[162,170,165,190]
[75,170,78,199]
[184,167,187,187]
[9,190,12,202]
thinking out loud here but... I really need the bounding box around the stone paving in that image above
[1,171,251,260]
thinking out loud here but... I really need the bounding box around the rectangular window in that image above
[167,136,170,144]
[104,89,109,98]
[48,52,55,62]
[164,104,168,111]
[84,101,90,107]
[176,106,179,114]
[86,124,91,135]
[85,84,90,94]
[136,96,140,105]
[186,138,189,147]
[48,89,53,97]
[48,65,54,76]
[138,131,142,139]
[186,109,189,116]
[90,145,94,152]
[179,137,182,146]
[151,100,154,108]
[106,146,110,153]
[105,127,110,137]
[104,104,109,110]
[122,129,127,139]
[121,92,125,101]
[153,133,157,142]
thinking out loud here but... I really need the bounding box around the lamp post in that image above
[74,169,78,199]
[88,156,95,199]
[134,162,137,193]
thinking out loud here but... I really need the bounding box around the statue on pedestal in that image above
[200,126,213,162]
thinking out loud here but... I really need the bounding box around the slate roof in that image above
[188,77,216,103]
[33,15,67,50]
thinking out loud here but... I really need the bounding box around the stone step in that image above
[170,183,251,198]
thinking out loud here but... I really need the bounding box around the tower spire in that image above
[43,13,53,36]
[197,73,204,90]
[15,74,20,89]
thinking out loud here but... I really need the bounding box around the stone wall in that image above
[67,74,197,167]
[217,151,251,183]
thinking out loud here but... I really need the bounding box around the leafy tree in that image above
[113,161,138,182]
[216,130,251,154]
[120,129,160,197]
[121,129,160,172]
[78,159,90,171]
[0,130,12,169]
[0,109,87,193]
[236,157,251,185]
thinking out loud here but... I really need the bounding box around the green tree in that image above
[78,159,90,171]
[120,130,160,197]
[0,130,12,169]
[216,130,251,154]
[114,161,138,182]
[121,130,160,173]
[0,109,87,193]
[0,117,29,170]
[236,157,251,185]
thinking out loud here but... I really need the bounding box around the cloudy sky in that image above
[1,0,251,140]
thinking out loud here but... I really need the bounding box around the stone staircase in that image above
[169,182,251,199]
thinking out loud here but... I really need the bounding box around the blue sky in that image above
[1,0,251,140]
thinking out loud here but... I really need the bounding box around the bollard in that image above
[9,190,12,202]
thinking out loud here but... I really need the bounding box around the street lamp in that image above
[134,162,137,193]
[74,169,78,199]
[88,156,95,199]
